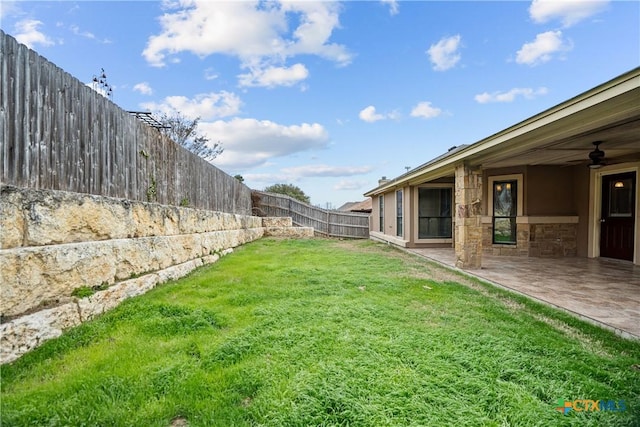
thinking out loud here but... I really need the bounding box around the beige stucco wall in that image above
[526,166,577,216]
[481,166,584,258]
[370,195,380,233]
[371,179,455,248]
[573,165,592,258]
[383,192,396,237]
[370,193,397,237]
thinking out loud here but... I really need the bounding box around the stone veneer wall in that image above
[482,221,578,257]
[0,185,312,364]
[454,164,483,268]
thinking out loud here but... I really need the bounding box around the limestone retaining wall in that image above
[0,185,265,319]
[0,185,312,363]
[1,252,229,364]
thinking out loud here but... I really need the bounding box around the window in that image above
[396,190,403,237]
[418,187,452,238]
[379,195,384,232]
[608,177,633,217]
[493,180,517,244]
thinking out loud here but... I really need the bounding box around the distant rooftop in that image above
[128,111,170,130]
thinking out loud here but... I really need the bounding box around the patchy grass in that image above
[1,238,639,426]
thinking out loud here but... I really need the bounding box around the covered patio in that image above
[366,69,640,271]
[407,247,640,340]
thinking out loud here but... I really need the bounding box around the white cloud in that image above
[427,35,461,71]
[133,82,153,95]
[70,25,95,40]
[281,165,373,177]
[281,2,351,65]
[243,167,371,188]
[410,102,442,119]
[474,87,549,103]
[242,172,292,184]
[142,1,351,87]
[529,0,609,27]
[359,105,385,123]
[67,24,111,44]
[143,1,283,66]
[334,180,370,191]
[14,19,54,49]
[238,63,309,88]
[516,30,572,66]
[204,68,218,80]
[359,105,401,123]
[140,91,242,120]
[204,118,330,169]
[381,0,399,16]
[0,1,20,20]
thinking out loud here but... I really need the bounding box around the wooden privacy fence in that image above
[0,30,251,215]
[253,191,370,239]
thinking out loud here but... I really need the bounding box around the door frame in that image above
[588,162,640,264]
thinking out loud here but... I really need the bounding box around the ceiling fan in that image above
[588,141,606,169]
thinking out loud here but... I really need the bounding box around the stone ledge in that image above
[1,185,262,249]
[0,250,233,365]
[0,228,264,318]
[262,217,293,227]
[264,226,314,238]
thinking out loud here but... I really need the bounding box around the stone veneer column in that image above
[454,163,483,269]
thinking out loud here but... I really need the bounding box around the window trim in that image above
[379,195,384,232]
[396,189,403,238]
[413,184,454,243]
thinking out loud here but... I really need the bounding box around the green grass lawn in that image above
[2,238,639,426]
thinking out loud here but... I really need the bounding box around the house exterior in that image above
[365,67,640,268]
[337,198,373,214]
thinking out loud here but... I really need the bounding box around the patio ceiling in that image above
[470,89,640,169]
[477,116,640,169]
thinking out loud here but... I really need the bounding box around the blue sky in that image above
[2,1,639,208]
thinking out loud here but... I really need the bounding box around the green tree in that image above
[264,183,310,204]
[158,113,222,162]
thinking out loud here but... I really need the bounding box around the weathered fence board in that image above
[253,191,369,239]
[0,30,251,215]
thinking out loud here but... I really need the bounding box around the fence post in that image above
[327,210,330,237]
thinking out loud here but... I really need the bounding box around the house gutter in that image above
[365,67,640,197]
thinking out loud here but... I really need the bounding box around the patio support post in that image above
[454,163,483,269]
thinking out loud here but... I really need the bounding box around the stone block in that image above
[132,203,166,237]
[0,242,117,317]
[263,217,293,227]
[0,302,81,364]
[264,226,314,238]
[0,186,25,249]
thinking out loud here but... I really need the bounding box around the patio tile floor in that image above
[406,248,640,340]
